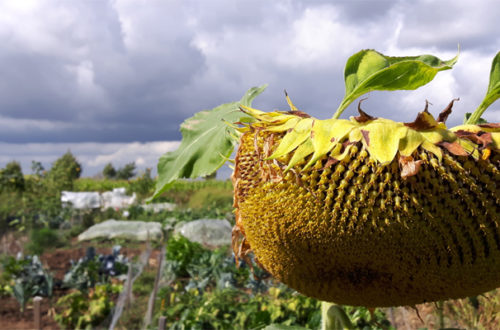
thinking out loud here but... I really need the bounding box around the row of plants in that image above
[154,235,392,329]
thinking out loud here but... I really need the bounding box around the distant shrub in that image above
[73,178,130,192]
[115,162,136,180]
[0,161,25,192]
[102,163,117,179]
[26,227,64,255]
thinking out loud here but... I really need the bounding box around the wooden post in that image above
[143,248,165,329]
[125,263,133,310]
[158,316,166,330]
[33,296,42,330]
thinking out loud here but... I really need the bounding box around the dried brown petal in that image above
[322,157,339,170]
[454,130,493,149]
[438,141,469,156]
[478,123,500,129]
[405,101,438,130]
[361,129,370,145]
[288,110,311,118]
[399,155,423,179]
[437,98,459,123]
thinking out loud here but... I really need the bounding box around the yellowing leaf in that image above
[421,140,443,161]
[266,117,301,132]
[285,91,299,111]
[304,119,355,169]
[361,122,407,163]
[269,118,313,159]
[399,128,424,156]
[285,138,314,171]
[420,128,455,144]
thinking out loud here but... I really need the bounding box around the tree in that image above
[47,151,82,190]
[102,163,117,179]
[0,161,25,192]
[31,161,45,177]
[115,162,136,180]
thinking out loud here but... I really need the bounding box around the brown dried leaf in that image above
[437,98,459,123]
[454,130,493,148]
[478,123,500,128]
[438,141,469,156]
[399,155,423,178]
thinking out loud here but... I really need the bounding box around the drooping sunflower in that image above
[154,49,500,308]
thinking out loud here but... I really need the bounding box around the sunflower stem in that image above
[332,100,350,119]
[321,301,353,330]
[464,100,490,124]
[321,302,335,330]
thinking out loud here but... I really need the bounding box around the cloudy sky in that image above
[0,0,499,177]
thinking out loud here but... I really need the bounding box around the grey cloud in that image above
[395,0,500,52]
[0,0,498,148]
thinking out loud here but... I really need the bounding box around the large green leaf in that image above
[465,51,500,124]
[333,49,458,118]
[151,85,267,200]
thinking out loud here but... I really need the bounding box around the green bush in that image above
[26,227,64,255]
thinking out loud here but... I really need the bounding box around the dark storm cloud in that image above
[0,0,205,142]
[0,0,498,147]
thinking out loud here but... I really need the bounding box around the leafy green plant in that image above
[1,255,53,312]
[165,235,207,278]
[54,282,122,329]
[158,285,322,330]
[63,246,128,291]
